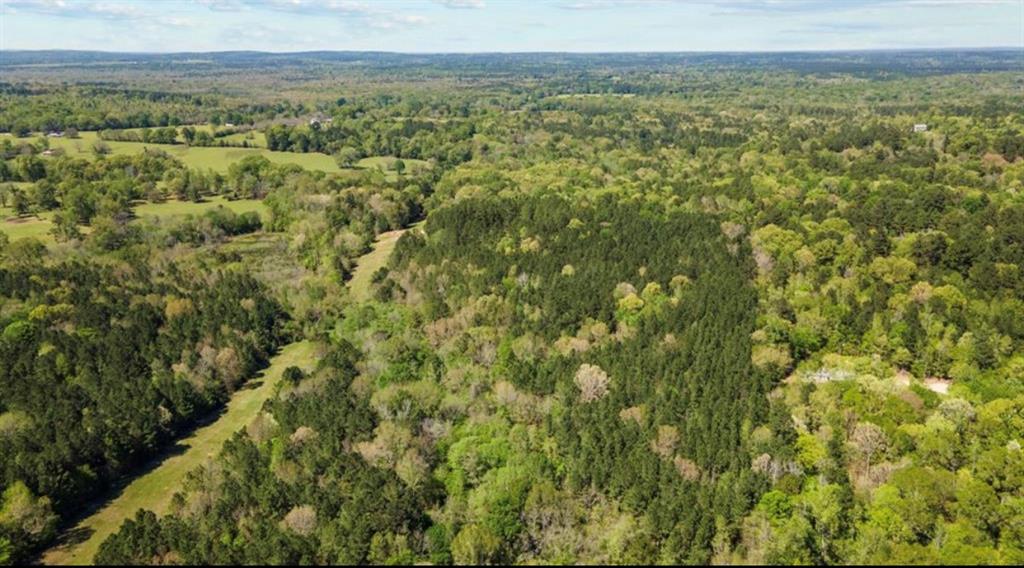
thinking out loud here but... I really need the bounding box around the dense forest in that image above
[1,49,1024,565]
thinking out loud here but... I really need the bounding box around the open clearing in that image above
[356,155,430,172]
[1,196,266,244]
[133,196,266,219]
[3,130,434,244]
[39,225,412,564]
[348,223,422,302]
[17,131,341,173]
[40,340,317,566]
[16,131,430,176]
[0,210,59,242]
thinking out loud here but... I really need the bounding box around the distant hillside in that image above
[2,48,1022,76]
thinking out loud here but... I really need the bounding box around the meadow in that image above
[4,48,1024,567]
[1,128,432,243]
[356,155,430,174]
[20,129,429,176]
[0,209,60,242]
[27,131,341,173]
[1,196,265,244]
[132,196,266,219]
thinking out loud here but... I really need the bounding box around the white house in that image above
[913,124,928,133]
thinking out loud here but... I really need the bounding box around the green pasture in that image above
[1,197,266,244]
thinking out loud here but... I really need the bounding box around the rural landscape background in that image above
[2,0,1024,565]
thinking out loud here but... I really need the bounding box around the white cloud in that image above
[434,0,486,8]
[2,0,1018,51]
[1,0,205,29]
[197,0,431,30]
[3,0,145,19]
[193,0,250,11]
[1,0,430,35]
[559,0,1018,11]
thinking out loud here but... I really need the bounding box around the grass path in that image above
[347,223,422,302]
[40,340,317,566]
[39,224,414,565]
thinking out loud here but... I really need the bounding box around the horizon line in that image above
[1,46,1022,57]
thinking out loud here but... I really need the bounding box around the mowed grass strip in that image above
[38,227,409,564]
[40,340,317,566]
[348,223,422,302]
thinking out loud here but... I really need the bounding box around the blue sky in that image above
[0,0,1021,53]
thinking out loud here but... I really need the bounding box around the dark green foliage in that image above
[97,342,433,565]
[389,194,765,559]
[0,260,285,526]
[4,49,1024,566]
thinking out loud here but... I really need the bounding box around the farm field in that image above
[11,131,341,173]
[1,129,432,244]
[354,156,431,182]
[0,209,60,243]
[1,196,266,244]
[180,124,268,148]
[3,42,1023,567]
[356,155,430,173]
[133,196,266,219]
[6,131,432,177]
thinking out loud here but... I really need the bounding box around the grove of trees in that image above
[2,49,1024,565]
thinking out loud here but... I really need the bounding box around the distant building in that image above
[309,115,333,127]
[913,123,928,133]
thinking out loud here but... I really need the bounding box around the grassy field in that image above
[133,196,266,219]
[2,132,432,245]
[40,340,317,566]
[348,223,422,302]
[181,124,268,148]
[16,131,340,173]
[7,131,432,176]
[356,155,430,172]
[356,156,431,182]
[1,197,266,244]
[0,210,59,242]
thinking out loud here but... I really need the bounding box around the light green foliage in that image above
[3,50,1023,567]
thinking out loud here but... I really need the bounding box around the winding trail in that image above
[347,223,420,302]
[40,224,419,565]
[40,340,317,565]
[39,225,420,565]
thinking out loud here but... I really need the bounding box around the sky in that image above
[0,0,1022,53]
